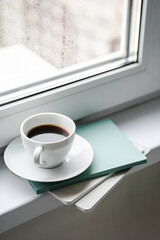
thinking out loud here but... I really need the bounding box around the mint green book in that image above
[29,118,147,194]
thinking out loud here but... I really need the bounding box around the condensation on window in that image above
[0,0,123,69]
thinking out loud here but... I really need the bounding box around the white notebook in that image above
[49,143,150,211]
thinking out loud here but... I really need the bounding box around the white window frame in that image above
[1,0,160,149]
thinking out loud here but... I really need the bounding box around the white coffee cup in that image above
[20,113,76,168]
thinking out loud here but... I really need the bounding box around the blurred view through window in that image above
[0,0,142,104]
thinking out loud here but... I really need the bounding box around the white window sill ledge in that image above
[1,97,160,233]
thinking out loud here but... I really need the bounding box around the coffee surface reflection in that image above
[26,124,69,143]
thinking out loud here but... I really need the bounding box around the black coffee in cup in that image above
[26,124,69,143]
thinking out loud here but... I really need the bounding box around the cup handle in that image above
[33,146,46,167]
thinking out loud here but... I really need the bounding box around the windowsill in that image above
[1,97,160,233]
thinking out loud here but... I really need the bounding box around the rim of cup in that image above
[20,112,76,145]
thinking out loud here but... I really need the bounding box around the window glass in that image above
[0,0,142,105]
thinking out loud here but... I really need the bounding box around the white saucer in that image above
[4,134,93,182]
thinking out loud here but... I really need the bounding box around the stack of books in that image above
[29,118,147,195]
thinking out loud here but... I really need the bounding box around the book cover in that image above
[29,118,147,194]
